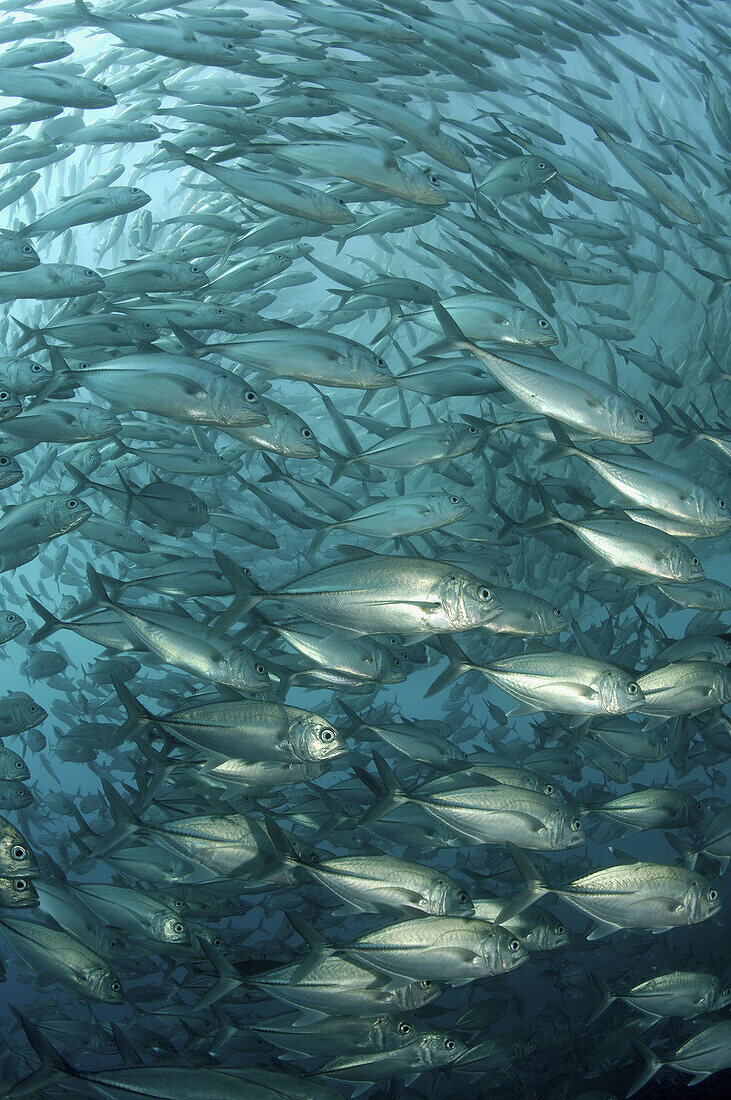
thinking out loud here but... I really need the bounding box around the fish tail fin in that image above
[62,461,92,494]
[425,635,472,697]
[10,316,45,353]
[538,418,580,463]
[8,1008,74,1096]
[337,698,368,735]
[627,1039,664,1098]
[521,482,563,532]
[27,596,62,644]
[356,750,409,825]
[212,550,264,627]
[101,777,140,833]
[288,913,333,981]
[372,299,406,343]
[587,971,616,1024]
[665,832,698,870]
[86,564,112,607]
[112,676,154,740]
[496,843,550,922]
[308,524,333,554]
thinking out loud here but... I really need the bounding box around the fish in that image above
[0,1,728,1096]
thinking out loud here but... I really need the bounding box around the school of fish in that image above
[0,0,729,1097]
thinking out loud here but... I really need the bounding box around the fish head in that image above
[152,912,189,944]
[0,875,38,908]
[683,873,721,925]
[696,488,731,534]
[14,697,47,726]
[715,981,731,1011]
[419,1032,469,1067]
[0,611,24,643]
[403,163,447,206]
[669,544,705,583]
[607,393,654,443]
[87,965,124,1003]
[7,357,53,394]
[597,669,645,714]
[550,808,586,849]
[486,925,528,973]
[0,822,37,879]
[0,783,33,810]
[288,711,347,763]
[344,344,395,388]
[431,878,474,918]
[710,666,731,707]
[234,654,271,693]
[0,389,22,422]
[209,375,268,428]
[70,266,105,293]
[440,570,504,630]
[522,155,558,189]
[511,306,557,346]
[80,404,119,437]
[4,237,39,270]
[533,916,569,951]
[0,452,22,488]
[45,493,93,535]
[120,185,150,212]
[433,492,472,524]
[392,978,444,1010]
[371,1015,418,1051]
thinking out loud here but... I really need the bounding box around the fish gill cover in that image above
[0,0,728,1097]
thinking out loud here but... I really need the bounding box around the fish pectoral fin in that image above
[507,703,542,716]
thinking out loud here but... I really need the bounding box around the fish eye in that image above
[509,939,520,951]
[31,363,42,372]
[0,457,8,466]
[224,41,235,50]
[0,392,8,401]
[255,664,265,675]
[398,1021,411,1035]
[445,1039,456,1051]
[28,705,38,713]
[67,499,78,509]
[421,979,432,988]
[7,614,15,621]
[538,161,546,169]
[15,761,23,769]
[691,556,699,565]
[544,784,553,794]
[468,426,477,434]
[99,84,110,92]
[478,586,491,601]
[13,879,27,890]
[246,391,257,402]
[191,265,201,273]
[173,922,184,934]
[556,925,564,934]
[337,198,346,205]
[539,319,549,327]
[718,499,726,509]
[375,357,387,368]
[243,567,252,576]
[320,727,335,741]
[458,891,468,903]
[429,174,439,185]
[553,607,562,616]
[450,496,460,503]
[212,937,222,947]
[636,411,646,422]
[725,986,731,996]
[10,845,26,860]
[22,244,34,253]
[84,269,95,277]
[709,889,718,901]
[110,980,121,992]
[302,428,312,438]
[571,819,582,831]
[627,682,638,694]
[130,187,141,194]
